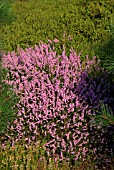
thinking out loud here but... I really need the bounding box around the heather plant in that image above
[1,40,114,168]
[1,41,90,163]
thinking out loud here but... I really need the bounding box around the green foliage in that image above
[0,0,18,138]
[95,22,114,75]
[89,101,114,150]
[0,0,16,26]
[0,0,17,51]
[90,101,114,127]
[0,0,113,61]
[0,67,20,137]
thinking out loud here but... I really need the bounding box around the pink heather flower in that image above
[53,38,59,43]
[48,39,52,44]
[66,132,71,140]
[75,151,81,161]
[1,144,6,150]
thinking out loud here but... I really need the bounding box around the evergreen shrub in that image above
[1,40,114,167]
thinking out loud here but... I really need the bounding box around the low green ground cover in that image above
[0,0,113,61]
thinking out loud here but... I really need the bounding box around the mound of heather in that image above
[1,40,114,166]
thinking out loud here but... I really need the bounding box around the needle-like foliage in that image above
[90,101,114,127]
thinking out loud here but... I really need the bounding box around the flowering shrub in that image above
[71,63,114,113]
[70,63,114,166]
[1,40,114,166]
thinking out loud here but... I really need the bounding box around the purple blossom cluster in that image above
[1,40,114,164]
[70,66,114,165]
